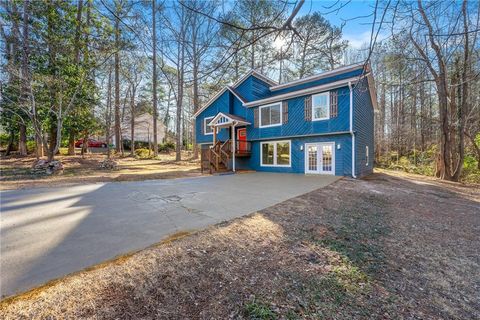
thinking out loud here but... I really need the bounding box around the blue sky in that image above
[299,0,380,48]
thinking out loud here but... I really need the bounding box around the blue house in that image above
[194,62,377,178]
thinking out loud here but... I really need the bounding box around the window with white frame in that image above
[366,146,369,166]
[261,140,291,167]
[204,116,214,135]
[312,92,330,121]
[259,103,282,127]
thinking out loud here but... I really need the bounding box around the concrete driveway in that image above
[0,173,339,298]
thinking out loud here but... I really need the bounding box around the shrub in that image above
[123,140,175,153]
[59,147,69,156]
[134,148,152,159]
[461,155,480,183]
[26,140,36,153]
[0,133,11,148]
[159,142,175,152]
[123,139,150,150]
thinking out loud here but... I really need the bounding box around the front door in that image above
[305,142,335,175]
[237,128,247,153]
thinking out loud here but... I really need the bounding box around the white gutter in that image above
[348,81,356,178]
[243,76,360,108]
[270,62,364,91]
[232,122,236,172]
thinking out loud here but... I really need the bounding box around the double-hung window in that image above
[312,92,330,121]
[204,116,214,135]
[261,140,291,167]
[259,103,282,128]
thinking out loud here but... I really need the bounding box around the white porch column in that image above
[231,122,236,172]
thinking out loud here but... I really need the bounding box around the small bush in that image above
[0,133,11,147]
[134,148,152,159]
[26,140,36,153]
[59,147,69,156]
[123,140,175,153]
[461,155,480,183]
[123,139,150,150]
[159,142,175,152]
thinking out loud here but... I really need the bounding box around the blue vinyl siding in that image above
[353,77,374,177]
[236,134,352,176]
[195,90,231,144]
[195,67,375,178]
[244,86,350,141]
[235,75,272,101]
[270,68,363,96]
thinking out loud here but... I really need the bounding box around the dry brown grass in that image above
[0,151,201,190]
[1,170,478,319]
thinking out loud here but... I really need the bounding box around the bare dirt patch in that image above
[0,152,201,190]
[1,170,478,319]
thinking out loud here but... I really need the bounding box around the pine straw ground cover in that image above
[1,171,479,319]
[0,152,200,190]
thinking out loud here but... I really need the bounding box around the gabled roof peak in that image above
[193,70,276,118]
[231,69,278,89]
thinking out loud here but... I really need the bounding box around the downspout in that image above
[232,122,236,172]
[348,81,357,178]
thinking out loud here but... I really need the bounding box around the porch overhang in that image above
[207,112,250,128]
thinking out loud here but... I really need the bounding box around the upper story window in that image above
[259,102,282,128]
[312,92,330,121]
[204,116,214,135]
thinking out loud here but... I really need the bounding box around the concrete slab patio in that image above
[0,172,339,298]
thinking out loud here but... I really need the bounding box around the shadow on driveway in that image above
[0,173,339,298]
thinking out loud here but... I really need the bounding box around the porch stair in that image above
[202,140,232,174]
[200,139,252,174]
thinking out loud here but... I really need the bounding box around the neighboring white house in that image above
[112,113,165,146]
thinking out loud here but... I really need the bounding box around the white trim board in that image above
[208,112,250,127]
[259,102,282,128]
[270,62,364,91]
[247,131,351,142]
[311,92,330,121]
[204,116,214,135]
[260,140,291,167]
[304,142,335,175]
[243,76,360,108]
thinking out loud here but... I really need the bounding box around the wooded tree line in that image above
[1,0,479,182]
[369,0,480,181]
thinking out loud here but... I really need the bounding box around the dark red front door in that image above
[237,128,247,152]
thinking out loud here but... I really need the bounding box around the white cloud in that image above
[344,31,388,49]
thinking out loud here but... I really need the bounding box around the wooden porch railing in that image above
[201,140,232,173]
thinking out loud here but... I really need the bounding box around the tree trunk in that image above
[20,0,30,157]
[192,46,199,159]
[165,88,171,142]
[175,6,186,162]
[130,87,136,156]
[114,8,121,153]
[130,115,135,156]
[35,136,44,159]
[81,132,88,158]
[68,131,75,155]
[106,68,113,160]
[436,83,452,180]
[18,123,27,155]
[5,131,15,156]
[152,0,158,157]
[451,0,469,181]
